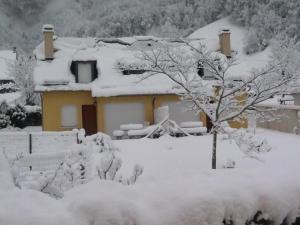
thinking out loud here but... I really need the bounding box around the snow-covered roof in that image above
[34,18,271,97]
[189,17,271,80]
[0,50,16,80]
[34,36,187,96]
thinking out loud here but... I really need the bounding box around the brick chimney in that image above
[42,24,54,60]
[219,29,231,58]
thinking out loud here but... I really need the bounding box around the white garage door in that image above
[162,101,199,124]
[104,102,145,137]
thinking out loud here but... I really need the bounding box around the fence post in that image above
[29,133,32,154]
[29,133,32,171]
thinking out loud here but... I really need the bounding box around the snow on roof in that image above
[34,18,271,96]
[34,36,185,96]
[189,17,271,80]
[0,50,16,80]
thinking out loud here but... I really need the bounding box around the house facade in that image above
[34,21,249,137]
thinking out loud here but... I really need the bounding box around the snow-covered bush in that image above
[79,131,144,185]
[0,81,18,94]
[61,148,91,189]
[10,146,92,198]
[222,129,271,162]
[7,104,27,128]
[0,104,42,129]
[222,159,236,169]
[0,101,10,114]
[0,114,10,129]
[96,151,143,185]
[24,105,42,126]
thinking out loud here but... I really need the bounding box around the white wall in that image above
[161,101,199,124]
[104,102,145,137]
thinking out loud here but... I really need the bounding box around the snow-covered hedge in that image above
[0,82,18,94]
[0,103,42,129]
[62,171,300,225]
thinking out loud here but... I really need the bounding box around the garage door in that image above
[161,101,199,124]
[104,102,145,137]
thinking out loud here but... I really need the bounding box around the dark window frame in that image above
[70,60,98,83]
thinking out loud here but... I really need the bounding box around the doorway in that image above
[82,105,97,136]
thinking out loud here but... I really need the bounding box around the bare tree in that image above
[138,39,300,169]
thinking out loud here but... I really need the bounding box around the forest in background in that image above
[0,0,299,53]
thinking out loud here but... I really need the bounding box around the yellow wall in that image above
[228,92,248,128]
[42,92,207,132]
[42,91,95,131]
[212,86,248,129]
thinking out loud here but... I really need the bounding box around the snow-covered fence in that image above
[31,131,78,153]
[0,131,78,158]
[14,146,93,194]
[0,132,29,158]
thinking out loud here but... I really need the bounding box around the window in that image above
[78,63,92,83]
[70,61,98,83]
[61,105,78,128]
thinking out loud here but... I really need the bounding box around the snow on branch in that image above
[138,39,300,169]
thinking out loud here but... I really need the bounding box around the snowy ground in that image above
[0,126,42,132]
[1,129,300,225]
[114,129,300,180]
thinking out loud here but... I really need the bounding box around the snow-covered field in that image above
[1,129,300,225]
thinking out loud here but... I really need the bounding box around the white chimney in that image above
[42,24,54,60]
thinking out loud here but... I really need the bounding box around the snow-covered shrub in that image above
[222,159,236,169]
[0,81,18,93]
[79,131,144,185]
[0,114,10,128]
[24,105,42,126]
[0,101,10,114]
[0,103,41,128]
[83,131,118,153]
[97,151,122,181]
[61,148,91,189]
[122,164,143,185]
[7,105,27,128]
[96,151,143,185]
[223,129,271,161]
[10,146,92,198]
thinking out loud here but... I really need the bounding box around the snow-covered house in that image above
[33,26,207,136]
[34,19,268,136]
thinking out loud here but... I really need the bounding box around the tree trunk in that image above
[212,130,217,169]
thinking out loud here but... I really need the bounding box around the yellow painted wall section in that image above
[96,95,154,133]
[228,92,248,128]
[42,91,95,131]
[42,92,207,133]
